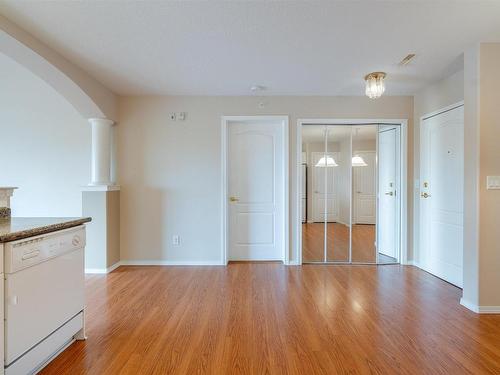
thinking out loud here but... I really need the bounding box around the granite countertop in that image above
[0,217,92,243]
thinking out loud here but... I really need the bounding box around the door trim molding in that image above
[221,116,290,265]
[296,119,408,265]
[420,101,464,121]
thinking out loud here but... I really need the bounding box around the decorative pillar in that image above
[89,118,115,186]
[83,118,120,273]
[0,187,17,209]
[0,187,17,218]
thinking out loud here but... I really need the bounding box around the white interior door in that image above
[420,106,464,287]
[353,151,376,224]
[228,121,284,261]
[378,128,398,259]
[312,152,339,222]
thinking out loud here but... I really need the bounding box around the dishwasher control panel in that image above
[4,225,86,273]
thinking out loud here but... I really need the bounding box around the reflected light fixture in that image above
[364,72,386,99]
[352,155,367,167]
[315,156,338,167]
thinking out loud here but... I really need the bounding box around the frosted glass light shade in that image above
[365,72,386,99]
[315,156,338,167]
[352,155,367,167]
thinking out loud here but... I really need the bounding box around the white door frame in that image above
[221,116,289,265]
[295,119,408,265]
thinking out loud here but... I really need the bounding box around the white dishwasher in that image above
[4,225,86,375]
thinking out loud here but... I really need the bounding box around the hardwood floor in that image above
[40,264,500,375]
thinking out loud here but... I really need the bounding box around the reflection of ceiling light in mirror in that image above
[315,156,338,167]
[352,155,367,167]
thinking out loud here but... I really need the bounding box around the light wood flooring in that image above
[40,264,500,375]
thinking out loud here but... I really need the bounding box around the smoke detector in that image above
[250,85,266,93]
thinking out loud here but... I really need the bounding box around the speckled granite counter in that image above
[0,217,92,243]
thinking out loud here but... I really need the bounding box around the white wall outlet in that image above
[172,235,180,246]
[177,112,186,121]
[486,176,500,190]
[169,113,177,121]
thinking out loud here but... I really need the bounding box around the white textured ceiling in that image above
[1,1,499,96]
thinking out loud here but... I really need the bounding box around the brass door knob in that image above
[421,192,431,198]
[229,196,239,202]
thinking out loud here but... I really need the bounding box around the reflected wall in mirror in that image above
[351,125,377,263]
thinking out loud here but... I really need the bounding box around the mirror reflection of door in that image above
[312,152,338,223]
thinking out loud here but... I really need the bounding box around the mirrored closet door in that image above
[300,123,401,264]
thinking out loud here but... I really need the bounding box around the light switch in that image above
[486,176,500,190]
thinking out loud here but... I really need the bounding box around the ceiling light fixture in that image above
[315,156,338,167]
[364,72,386,99]
[352,155,367,167]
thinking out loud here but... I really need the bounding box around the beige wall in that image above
[117,95,413,263]
[413,68,464,263]
[463,42,500,310]
[83,190,120,270]
[478,44,500,307]
[106,191,121,267]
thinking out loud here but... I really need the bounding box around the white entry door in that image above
[378,128,399,259]
[312,152,339,222]
[420,105,464,287]
[228,120,284,261]
[353,151,376,224]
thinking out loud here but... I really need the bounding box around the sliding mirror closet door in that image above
[326,126,350,262]
[351,126,377,263]
[301,125,326,262]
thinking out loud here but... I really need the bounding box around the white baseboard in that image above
[477,306,500,314]
[120,260,225,266]
[85,261,121,274]
[405,260,420,267]
[460,298,500,314]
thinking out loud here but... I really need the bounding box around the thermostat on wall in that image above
[169,112,186,121]
[486,176,500,190]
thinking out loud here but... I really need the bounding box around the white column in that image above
[0,187,17,208]
[89,118,114,186]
